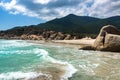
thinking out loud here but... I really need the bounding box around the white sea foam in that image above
[60,62,77,80]
[45,54,77,80]
[0,40,33,50]
[0,72,37,79]
[0,71,52,80]
[36,49,77,80]
[0,48,48,55]
[0,48,77,80]
[0,40,77,80]
[34,48,48,57]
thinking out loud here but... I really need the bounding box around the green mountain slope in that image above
[0,14,120,37]
[37,14,120,34]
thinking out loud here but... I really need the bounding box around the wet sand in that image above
[35,63,72,80]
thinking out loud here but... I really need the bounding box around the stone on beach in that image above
[94,25,120,52]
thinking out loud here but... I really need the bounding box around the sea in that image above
[0,39,120,80]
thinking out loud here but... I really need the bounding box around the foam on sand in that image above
[36,49,77,80]
[0,71,52,80]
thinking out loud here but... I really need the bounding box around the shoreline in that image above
[0,39,77,80]
[26,39,95,49]
[0,39,120,80]
[26,39,79,80]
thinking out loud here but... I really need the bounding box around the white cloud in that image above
[88,0,120,17]
[0,0,120,20]
[0,0,40,18]
[0,0,26,14]
[0,0,16,10]
[33,0,51,4]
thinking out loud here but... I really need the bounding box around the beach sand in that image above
[52,39,95,47]
[27,38,95,48]
[36,64,66,80]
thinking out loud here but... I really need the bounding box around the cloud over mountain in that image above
[0,0,120,20]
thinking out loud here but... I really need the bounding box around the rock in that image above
[21,34,28,40]
[49,34,57,40]
[80,46,95,50]
[64,34,71,40]
[42,31,50,39]
[20,34,43,40]
[94,25,120,52]
[102,34,120,52]
[73,36,77,40]
[55,32,65,40]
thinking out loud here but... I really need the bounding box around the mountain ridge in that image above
[37,14,120,34]
[0,14,120,39]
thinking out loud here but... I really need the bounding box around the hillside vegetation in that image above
[0,14,120,39]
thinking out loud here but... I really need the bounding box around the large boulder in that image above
[102,34,120,52]
[94,25,120,52]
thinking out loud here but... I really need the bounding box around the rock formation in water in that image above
[94,25,120,52]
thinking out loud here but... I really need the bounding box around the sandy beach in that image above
[52,39,95,45]
[27,38,95,49]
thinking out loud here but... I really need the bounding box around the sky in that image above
[0,0,120,30]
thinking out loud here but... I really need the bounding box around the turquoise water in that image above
[0,40,120,80]
[0,40,41,73]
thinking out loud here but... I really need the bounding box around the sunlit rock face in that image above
[94,25,120,52]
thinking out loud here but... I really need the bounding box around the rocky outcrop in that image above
[94,25,120,52]
[0,29,78,40]
[20,35,43,40]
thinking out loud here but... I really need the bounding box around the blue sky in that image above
[0,5,45,30]
[0,0,120,30]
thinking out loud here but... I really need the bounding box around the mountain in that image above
[37,14,100,34]
[0,14,120,39]
[37,14,120,34]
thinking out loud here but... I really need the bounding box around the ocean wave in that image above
[0,71,52,80]
[36,49,77,80]
[0,48,49,55]
[0,40,77,80]
[0,40,33,50]
[0,48,77,80]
